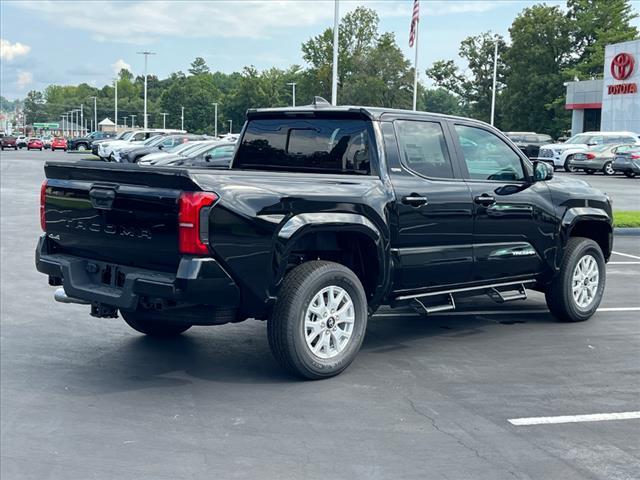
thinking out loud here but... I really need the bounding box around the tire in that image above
[564,156,576,172]
[121,309,192,337]
[77,144,87,152]
[585,169,595,174]
[545,237,606,322]
[268,261,368,380]
[602,161,615,176]
[624,171,637,178]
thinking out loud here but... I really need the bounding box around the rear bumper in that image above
[35,235,240,311]
[613,160,640,173]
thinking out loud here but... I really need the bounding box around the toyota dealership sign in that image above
[601,39,640,132]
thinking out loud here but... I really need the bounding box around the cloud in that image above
[16,71,33,88]
[0,39,31,61]
[111,58,132,74]
[12,1,501,44]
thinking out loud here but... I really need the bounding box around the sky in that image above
[1,0,638,100]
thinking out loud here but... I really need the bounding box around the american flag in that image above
[409,0,420,47]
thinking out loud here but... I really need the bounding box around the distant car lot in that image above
[1,148,639,479]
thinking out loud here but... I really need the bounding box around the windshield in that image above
[564,134,602,144]
[120,131,135,141]
[185,141,219,157]
[144,135,166,146]
[167,142,193,153]
[113,131,130,140]
[590,144,611,152]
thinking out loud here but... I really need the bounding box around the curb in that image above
[614,228,640,236]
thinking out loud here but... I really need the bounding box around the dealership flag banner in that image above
[409,0,420,110]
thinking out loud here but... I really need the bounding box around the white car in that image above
[537,131,640,171]
[99,129,185,161]
[137,140,211,165]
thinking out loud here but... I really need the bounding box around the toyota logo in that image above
[611,53,635,81]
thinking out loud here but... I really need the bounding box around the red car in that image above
[51,137,67,151]
[1,135,18,150]
[27,138,44,151]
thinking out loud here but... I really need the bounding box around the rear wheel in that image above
[624,171,637,178]
[77,144,87,151]
[545,237,605,322]
[602,161,615,175]
[268,261,368,379]
[564,156,576,172]
[121,310,192,337]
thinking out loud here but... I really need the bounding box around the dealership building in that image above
[565,39,640,135]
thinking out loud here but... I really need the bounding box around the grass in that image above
[614,211,640,228]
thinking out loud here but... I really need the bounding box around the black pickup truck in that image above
[36,102,613,379]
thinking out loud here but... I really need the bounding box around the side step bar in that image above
[398,280,535,316]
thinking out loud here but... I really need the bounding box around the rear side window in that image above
[394,120,454,178]
[234,118,372,174]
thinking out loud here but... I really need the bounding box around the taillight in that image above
[630,154,640,159]
[40,180,47,231]
[178,192,218,255]
[586,153,596,160]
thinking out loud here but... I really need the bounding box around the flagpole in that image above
[412,22,419,111]
[331,0,339,106]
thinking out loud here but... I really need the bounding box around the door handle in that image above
[402,194,428,207]
[474,194,496,206]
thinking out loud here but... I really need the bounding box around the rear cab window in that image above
[234,117,375,175]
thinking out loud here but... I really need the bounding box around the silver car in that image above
[569,144,637,175]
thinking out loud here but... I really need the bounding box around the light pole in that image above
[331,0,339,105]
[137,51,156,130]
[181,106,184,131]
[80,104,84,136]
[122,117,128,128]
[160,112,168,129]
[90,96,97,133]
[131,114,136,128]
[490,38,499,126]
[212,102,218,137]
[287,82,297,107]
[228,120,232,134]
[61,114,66,137]
[114,79,118,132]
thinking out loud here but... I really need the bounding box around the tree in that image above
[567,0,639,79]
[189,57,210,76]
[23,90,46,124]
[426,32,507,123]
[501,5,573,137]
[421,88,466,116]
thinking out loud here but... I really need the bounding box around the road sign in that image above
[33,122,59,129]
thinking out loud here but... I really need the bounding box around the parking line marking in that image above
[508,411,640,426]
[609,261,640,265]
[612,251,640,260]
[373,307,640,317]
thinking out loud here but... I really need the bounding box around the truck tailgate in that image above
[43,161,201,272]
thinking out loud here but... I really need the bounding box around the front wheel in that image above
[268,261,368,380]
[77,144,87,152]
[545,237,605,322]
[602,161,615,176]
[624,171,637,178]
[121,310,192,337]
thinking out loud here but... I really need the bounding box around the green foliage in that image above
[189,57,210,76]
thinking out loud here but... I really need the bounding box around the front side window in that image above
[235,118,372,175]
[455,124,526,182]
[394,120,454,178]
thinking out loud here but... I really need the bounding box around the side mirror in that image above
[204,154,212,162]
[533,161,554,181]
[158,145,164,150]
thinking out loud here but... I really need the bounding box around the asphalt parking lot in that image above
[1,149,639,479]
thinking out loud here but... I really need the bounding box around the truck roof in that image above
[247,99,483,125]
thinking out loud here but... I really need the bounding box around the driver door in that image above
[449,122,556,283]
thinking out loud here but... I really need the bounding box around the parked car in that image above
[51,137,68,151]
[568,144,636,175]
[504,132,553,159]
[99,130,184,161]
[1,135,18,150]
[27,138,44,150]
[118,135,207,163]
[612,145,640,177]
[16,135,28,149]
[150,142,236,167]
[68,131,115,152]
[38,102,613,379]
[137,140,212,165]
[91,130,132,157]
[537,131,640,171]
